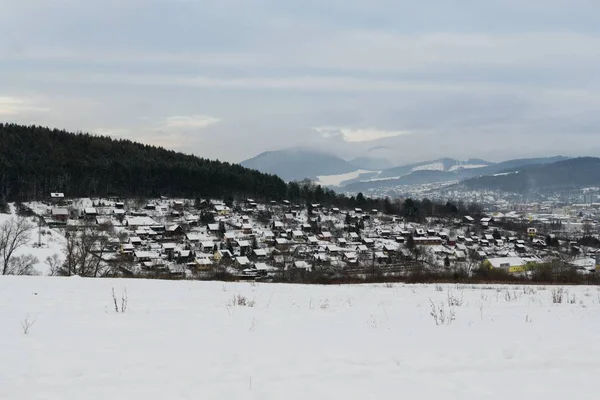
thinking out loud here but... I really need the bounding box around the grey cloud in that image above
[1,0,600,163]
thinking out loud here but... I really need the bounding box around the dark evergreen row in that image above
[0,123,289,202]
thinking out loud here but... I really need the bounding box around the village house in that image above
[121,243,135,254]
[200,241,216,253]
[241,224,253,235]
[362,238,374,247]
[307,236,319,245]
[290,230,304,241]
[275,238,289,251]
[214,204,230,216]
[214,249,233,262]
[50,192,65,204]
[166,225,185,238]
[343,252,358,264]
[83,207,98,220]
[125,216,160,229]
[348,232,360,241]
[272,221,285,232]
[319,231,333,241]
[413,236,444,246]
[252,248,268,259]
[235,256,251,268]
[51,208,69,222]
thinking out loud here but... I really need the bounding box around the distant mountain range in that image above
[342,156,572,192]
[240,148,588,194]
[459,157,600,194]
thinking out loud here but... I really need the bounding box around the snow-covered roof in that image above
[162,243,177,250]
[126,216,159,227]
[135,251,160,259]
[294,261,311,270]
[236,256,250,265]
[52,208,68,216]
[254,263,277,271]
[187,233,202,242]
[486,257,526,269]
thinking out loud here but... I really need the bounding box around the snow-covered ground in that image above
[449,164,488,171]
[412,161,445,172]
[494,171,520,177]
[316,169,374,187]
[2,277,600,399]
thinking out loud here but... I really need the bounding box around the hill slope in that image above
[461,157,600,193]
[341,156,570,192]
[344,170,459,192]
[0,123,288,201]
[241,149,357,181]
[377,158,492,179]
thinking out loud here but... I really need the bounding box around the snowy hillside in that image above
[316,169,375,186]
[2,277,600,399]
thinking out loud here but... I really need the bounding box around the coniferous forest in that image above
[0,123,290,202]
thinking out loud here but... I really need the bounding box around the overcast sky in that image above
[1,0,600,164]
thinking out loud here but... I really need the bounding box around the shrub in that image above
[551,288,564,304]
[232,294,255,307]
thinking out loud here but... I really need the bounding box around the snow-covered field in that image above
[2,277,600,399]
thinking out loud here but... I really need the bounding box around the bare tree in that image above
[61,228,79,276]
[60,222,115,277]
[1,217,34,275]
[583,222,593,237]
[6,254,40,276]
[45,253,62,276]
